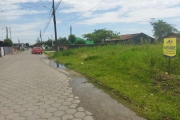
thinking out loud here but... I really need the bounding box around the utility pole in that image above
[9,27,12,40]
[52,0,58,51]
[18,38,20,49]
[40,29,42,48]
[6,27,8,39]
[2,28,4,40]
[51,35,53,47]
[70,25,72,35]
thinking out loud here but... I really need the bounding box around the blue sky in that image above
[0,0,180,45]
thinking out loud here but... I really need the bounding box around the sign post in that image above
[163,38,176,75]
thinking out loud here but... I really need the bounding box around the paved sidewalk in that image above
[0,51,94,120]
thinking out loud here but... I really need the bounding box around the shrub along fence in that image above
[58,44,107,51]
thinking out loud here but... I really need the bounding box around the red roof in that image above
[120,33,141,40]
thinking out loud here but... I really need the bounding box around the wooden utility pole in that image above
[52,0,58,51]
[9,27,12,40]
[40,29,42,48]
[18,38,20,49]
[6,27,8,39]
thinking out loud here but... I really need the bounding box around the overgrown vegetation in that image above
[47,43,180,120]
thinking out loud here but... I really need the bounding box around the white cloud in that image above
[0,0,48,20]
[59,0,180,25]
[1,0,180,44]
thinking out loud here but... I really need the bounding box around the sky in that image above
[0,0,180,45]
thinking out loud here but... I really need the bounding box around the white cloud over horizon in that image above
[0,0,180,44]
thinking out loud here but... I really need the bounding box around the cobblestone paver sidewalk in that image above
[0,51,94,120]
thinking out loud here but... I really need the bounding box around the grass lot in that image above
[46,43,180,120]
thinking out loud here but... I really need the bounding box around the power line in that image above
[41,0,62,36]
[42,7,53,36]
[62,0,105,21]
[57,14,69,29]
[55,0,63,12]
[59,0,70,9]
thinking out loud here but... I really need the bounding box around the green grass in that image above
[47,43,180,120]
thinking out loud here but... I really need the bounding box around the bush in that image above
[4,38,12,46]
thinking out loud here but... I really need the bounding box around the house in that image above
[13,43,25,50]
[13,43,20,48]
[76,37,94,44]
[0,40,3,47]
[164,33,180,42]
[106,33,155,44]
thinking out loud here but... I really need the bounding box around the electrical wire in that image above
[62,0,105,21]
[55,0,63,12]
[42,8,53,36]
[57,14,69,29]
[41,0,62,36]
[59,0,70,9]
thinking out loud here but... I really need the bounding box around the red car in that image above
[31,47,43,54]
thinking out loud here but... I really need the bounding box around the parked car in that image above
[31,47,43,54]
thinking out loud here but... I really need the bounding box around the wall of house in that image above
[0,47,4,57]
[0,41,4,47]
[109,34,154,45]
[136,34,153,44]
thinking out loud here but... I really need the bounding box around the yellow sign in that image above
[164,38,176,57]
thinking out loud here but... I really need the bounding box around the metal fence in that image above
[3,47,13,55]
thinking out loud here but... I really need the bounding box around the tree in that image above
[83,29,120,43]
[25,43,29,48]
[4,38,12,46]
[150,20,178,41]
[68,34,76,44]
[34,38,41,46]
[45,39,53,47]
[82,33,92,40]
[58,37,68,45]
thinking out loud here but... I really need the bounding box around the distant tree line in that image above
[83,29,120,43]
[34,20,179,47]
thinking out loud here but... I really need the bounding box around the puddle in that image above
[51,60,66,70]
[49,58,146,120]
[70,77,146,120]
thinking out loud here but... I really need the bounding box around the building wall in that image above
[106,33,154,44]
[0,41,4,47]
[133,34,154,44]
